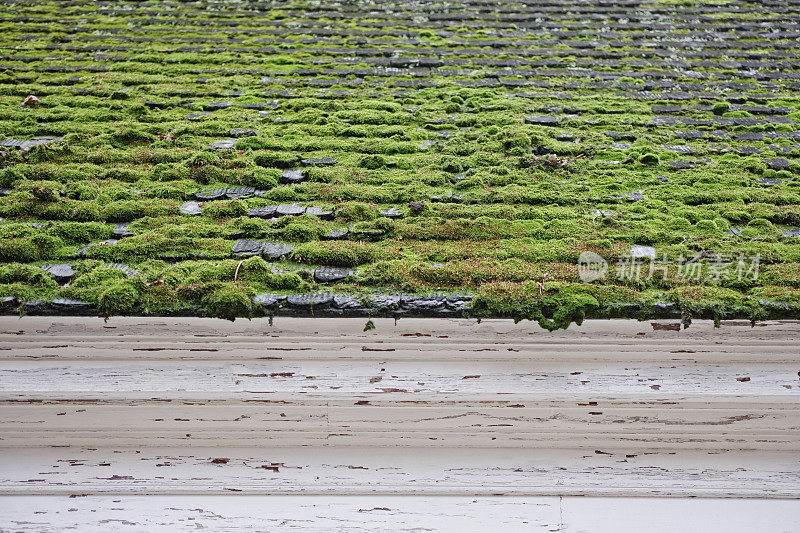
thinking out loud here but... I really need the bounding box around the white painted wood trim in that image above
[0,316,798,523]
[1,447,799,498]
[2,495,799,533]
[2,317,799,363]
[1,318,797,450]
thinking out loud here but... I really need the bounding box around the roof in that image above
[0,0,799,326]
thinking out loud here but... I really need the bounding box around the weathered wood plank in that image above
[1,316,797,506]
[0,401,797,449]
[1,353,796,448]
[1,495,798,533]
[2,360,796,394]
[0,318,799,363]
[0,447,798,498]
[1,341,799,363]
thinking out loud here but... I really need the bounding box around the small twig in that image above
[536,273,551,296]
[233,259,247,282]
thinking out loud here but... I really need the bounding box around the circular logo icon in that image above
[578,251,608,283]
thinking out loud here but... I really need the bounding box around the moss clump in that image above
[281,221,320,242]
[399,217,514,241]
[98,280,140,318]
[336,202,379,222]
[472,281,601,331]
[358,155,386,169]
[740,218,781,238]
[81,233,229,262]
[185,152,223,184]
[713,217,731,231]
[150,163,190,182]
[228,256,273,283]
[713,102,730,116]
[262,186,300,201]
[502,132,531,155]
[253,151,299,168]
[238,167,279,190]
[441,156,468,173]
[109,128,156,147]
[202,286,253,321]
[230,216,267,238]
[102,167,143,183]
[292,241,381,267]
[694,219,720,233]
[73,265,128,283]
[47,222,113,244]
[0,167,25,188]
[186,152,221,167]
[271,272,309,291]
[639,153,659,166]
[24,143,74,164]
[0,232,64,263]
[100,199,174,223]
[202,199,247,219]
[0,263,58,288]
[664,285,750,327]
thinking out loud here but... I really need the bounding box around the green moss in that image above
[501,132,531,155]
[65,202,101,222]
[72,266,128,288]
[0,1,796,324]
[694,220,719,234]
[336,202,379,222]
[713,217,731,231]
[270,272,308,291]
[24,143,74,164]
[46,222,112,244]
[202,285,253,321]
[108,128,156,147]
[262,186,300,201]
[741,217,781,238]
[238,167,280,189]
[0,263,58,288]
[230,216,267,238]
[228,256,273,283]
[441,155,468,173]
[281,221,321,242]
[202,199,247,219]
[150,163,191,182]
[292,241,382,267]
[253,151,299,168]
[639,153,659,166]
[186,152,221,167]
[98,280,140,318]
[471,281,600,331]
[0,168,25,188]
[358,155,387,169]
[0,232,63,262]
[399,217,514,241]
[101,199,175,222]
[712,102,730,115]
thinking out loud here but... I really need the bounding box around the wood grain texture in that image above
[2,317,799,363]
[1,318,797,450]
[1,496,798,533]
[0,316,798,531]
[1,446,798,498]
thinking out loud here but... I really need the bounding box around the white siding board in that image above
[1,496,799,533]
[1,317,798,530]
